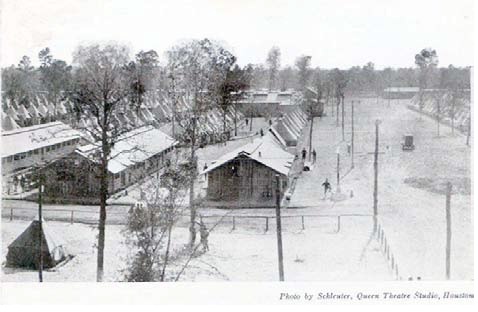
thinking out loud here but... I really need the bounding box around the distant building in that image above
[201,135,294,208]
[42,125,177,201]
[1,121,83,176]
[236,90,299,117]
[382,87,419,99]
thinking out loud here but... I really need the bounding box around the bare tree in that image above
[266,46,281,91]
[70,43,132,282]
[123,156,188,282]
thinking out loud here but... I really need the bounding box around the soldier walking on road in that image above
[312,149,317,164]
[200,220,209,252]
[322,178,332,199]
[301,148,307,161]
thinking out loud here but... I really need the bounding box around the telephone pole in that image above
[341,96,345,141]
[445,182,452,280]
[351,101,355,168]
[275,175,285,281]
[308,115,314,162]
[336,146,341,193]
[373,120,380,233]
[38,178,44,282]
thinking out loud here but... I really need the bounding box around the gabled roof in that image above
[201,134,294,176]
[2,121,82,158]
[75,125,177,174]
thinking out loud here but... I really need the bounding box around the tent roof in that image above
[8,219,66,255]
[2,115,20,131]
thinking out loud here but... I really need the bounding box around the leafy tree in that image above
[218,64,251,136]
[266,46,281,91]
[278,66,294,91]
[38,47,72,110]
[125,50,159,107]
[415,48,439,116]
[295,55,312,91]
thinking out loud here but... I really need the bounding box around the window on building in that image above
[27,151,33,157]
[33,149,39,155]
[7,156,13,163]
[20,153,26,159]
[14,155,20,160]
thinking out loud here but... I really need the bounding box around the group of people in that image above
[301,148,317,164]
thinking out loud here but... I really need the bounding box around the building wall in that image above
[206,156,288,207]
[1,137,81,176]
[42,146,175,201]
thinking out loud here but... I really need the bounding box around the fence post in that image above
[301,216,305,230]
[265,217,269,232]
[10,208,13,221]
[70,211,74,224]
[337,216,341,233]
[232,216,236,231]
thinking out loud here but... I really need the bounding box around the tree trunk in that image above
[97,121,109,282]
[189,116,197,247]
[161,211,174,282]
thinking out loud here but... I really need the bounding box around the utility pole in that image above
[341,96,345,141]
[351,101,355,168]
[38,177,43,283]
[445,182,452,280]
[373,120,380,233]
[336,146,341,193]
[275,175,285,281]
[308,115,314,162]
[466,113,471,146]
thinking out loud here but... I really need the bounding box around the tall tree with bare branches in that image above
[70,43,132,282]
[166,39,236,247]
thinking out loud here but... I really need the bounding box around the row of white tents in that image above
[2,92,245,141]
[410,91,471,133]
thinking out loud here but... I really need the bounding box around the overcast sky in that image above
[0,0,474,69]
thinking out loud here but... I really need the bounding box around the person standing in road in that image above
[301,148,307,161]
[312,149,317,164]
[322,178,332,199]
